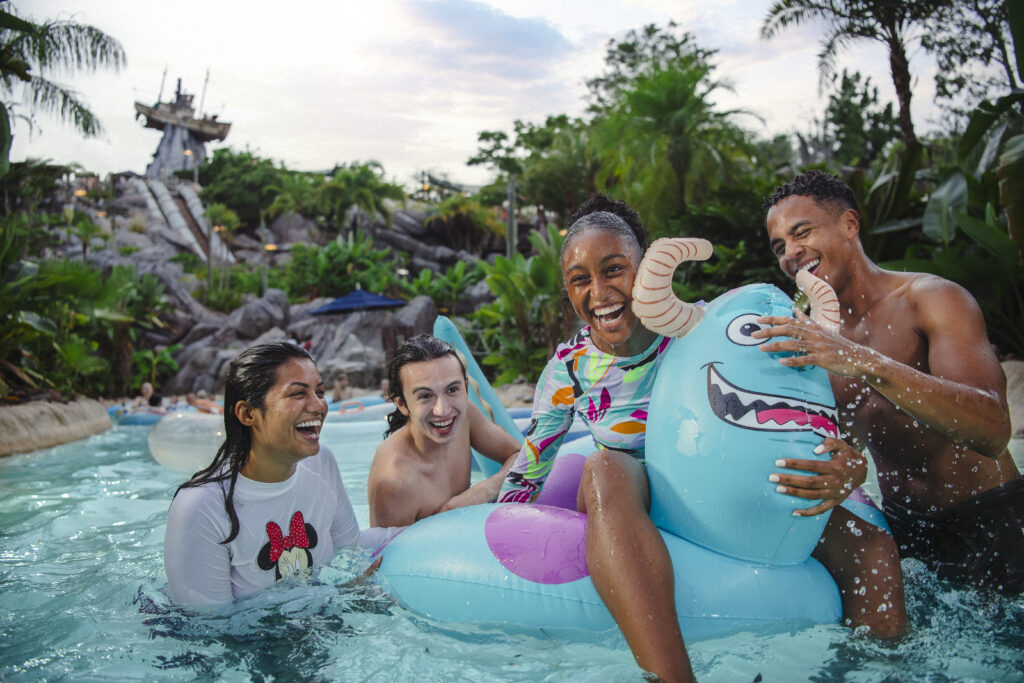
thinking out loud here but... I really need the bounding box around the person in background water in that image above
[147,393,167,415]
[367,335,520,527]
[332,372,354,403]
[164,341,396,606]
[187,389,223,415]
[757,170,1022,594]
[133,381,154,409]
[498,194,906,683]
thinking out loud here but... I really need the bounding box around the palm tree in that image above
[0,5,125,174]
[264,172,318,221]
[520,121,597,226]
[761,0,945,151]
[592,56,754,235]
[315,161,404,240]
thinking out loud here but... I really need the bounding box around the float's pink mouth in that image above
[705,363,838,437]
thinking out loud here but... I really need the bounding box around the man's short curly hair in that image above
[763,170,860,220]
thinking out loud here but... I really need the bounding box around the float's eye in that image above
[726,314,767,346]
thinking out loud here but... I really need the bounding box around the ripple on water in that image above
[2,425,1023,681]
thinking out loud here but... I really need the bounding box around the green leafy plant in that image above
[401,260,484,314]
[285,232,402,301]
[170,251,202,273]
[130,344,182,392]
[467,224,568,384]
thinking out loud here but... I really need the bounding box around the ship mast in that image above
[197,68,210,119]
[157,66,167,103]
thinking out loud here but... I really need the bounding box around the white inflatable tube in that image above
[148,412,223,474]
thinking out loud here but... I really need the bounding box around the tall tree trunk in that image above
[887,35,918,149]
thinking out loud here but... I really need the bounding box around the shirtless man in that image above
[368,335,521,527]
[757,171,1022,594]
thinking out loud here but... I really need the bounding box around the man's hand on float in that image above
[769,437,867,517]
[755,309,879,378]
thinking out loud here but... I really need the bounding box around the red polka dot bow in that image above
[266,511,309,562]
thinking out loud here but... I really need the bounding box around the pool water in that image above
[1,423,1022,682]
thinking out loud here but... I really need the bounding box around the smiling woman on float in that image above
[497,195,906,683]
[164,341,394,607]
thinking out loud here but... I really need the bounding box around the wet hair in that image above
[383,334,466,439]
[174,340,316,544]
[148,394,163,408]
[762,170,860,221]
[561,193,648,263]
[558,194,648,324]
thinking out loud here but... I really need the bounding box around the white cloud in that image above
[10,0,942,188]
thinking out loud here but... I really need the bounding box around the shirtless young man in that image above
[757,171,1022,594]
[368,335,521,528]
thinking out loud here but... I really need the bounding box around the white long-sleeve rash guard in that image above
[164,446,397,606]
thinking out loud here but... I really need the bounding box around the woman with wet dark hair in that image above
[165,341,396,606]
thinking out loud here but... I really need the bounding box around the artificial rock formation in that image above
[0,399,111,457]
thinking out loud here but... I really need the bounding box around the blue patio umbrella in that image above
[309,289,407,315]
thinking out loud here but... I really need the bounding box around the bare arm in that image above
[367,443,422,528]
[440,403,522,512]
[757,280,1011,457]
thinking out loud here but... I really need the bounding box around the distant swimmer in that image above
[187,389,223,415]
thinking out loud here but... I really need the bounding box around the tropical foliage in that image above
[0,3,125,175]
[4,5,1023,399]
[285,232,403,300]
[0,213,172,397]
[466,224,570,384]
[461,5,1024,381]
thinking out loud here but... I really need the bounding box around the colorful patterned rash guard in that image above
[498,327,672,503]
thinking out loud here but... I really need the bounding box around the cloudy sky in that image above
[12,0,941,188]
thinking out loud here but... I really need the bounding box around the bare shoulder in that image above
[901,273,984,324]
[902,271,974,299]
[368,431,410,481]
[367,433,420,526]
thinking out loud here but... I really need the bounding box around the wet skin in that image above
[562,229,659,357]
[368,355,519,528]
[560,227,695,682]
[759,195,1017,512]
[236,357,327,483]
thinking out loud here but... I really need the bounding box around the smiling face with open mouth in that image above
[244,357,328,480]
[704,361,838,438]
[562,229,657,357]
[766,195,860,289]
[396,354,469,447]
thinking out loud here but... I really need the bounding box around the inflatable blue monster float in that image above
[377,238,883,640]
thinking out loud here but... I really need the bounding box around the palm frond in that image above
[8,19,125,74]
[25,76,101,136]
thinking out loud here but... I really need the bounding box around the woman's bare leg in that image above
[577,450,695,682]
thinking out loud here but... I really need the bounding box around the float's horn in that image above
[631,238,714,338]
[796,269,841,332]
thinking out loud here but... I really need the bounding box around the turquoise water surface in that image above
[1,422,1022,682]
